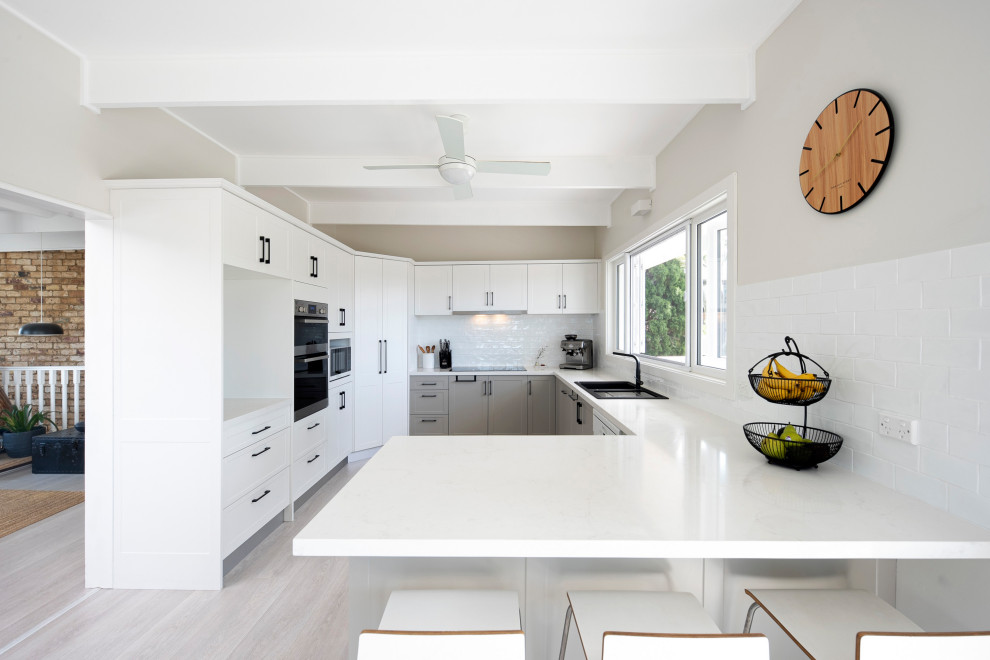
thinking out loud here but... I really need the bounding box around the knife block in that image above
[439,349,451,370]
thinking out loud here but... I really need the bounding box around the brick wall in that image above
[0,249,84,366]
[0,249,85,424]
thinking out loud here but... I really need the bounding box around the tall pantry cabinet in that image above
[354,256,409,451]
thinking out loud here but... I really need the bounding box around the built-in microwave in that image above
[329,337,352,382]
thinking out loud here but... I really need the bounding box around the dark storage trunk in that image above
[32,429,85,474]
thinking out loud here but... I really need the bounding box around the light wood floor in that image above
[0,464,85,491]
[0,460,364,659]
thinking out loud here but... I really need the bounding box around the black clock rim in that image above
[801,87,895,215]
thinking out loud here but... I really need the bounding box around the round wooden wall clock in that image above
[799,88,894,214]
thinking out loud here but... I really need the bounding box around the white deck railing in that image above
[0,366,85,430]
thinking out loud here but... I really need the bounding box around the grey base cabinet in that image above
[526,376,556,435]
[556,384,593,435]
[410,376,449,435]
[448,375,528,435]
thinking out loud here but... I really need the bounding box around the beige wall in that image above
[245,186,311,223]
[0,8,237,213]
[599,0,990,285]
[318,224,597,261]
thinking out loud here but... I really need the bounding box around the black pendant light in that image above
[18,242,64,336]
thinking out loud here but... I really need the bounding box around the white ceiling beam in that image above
[83,50,754,107]
[238,156,655,190]
[309,201,610,226]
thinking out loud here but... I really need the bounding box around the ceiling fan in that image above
[363,115,551,200]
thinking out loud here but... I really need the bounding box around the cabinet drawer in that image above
[410,390,448,414]
[292,411,327,461]
[222,428,290,508]
[222,468,290,558]
[410,415,448,435]
[410,375,448,390]
[223,403,290,457]
[291,441,327,501]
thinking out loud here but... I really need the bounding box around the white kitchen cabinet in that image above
[222,192,289,278]
[328,243,354,331]
[290,411,326,502]
[328,378,354,465]
[452,264,527,312]
[289,226,328,287]
[527,376,556,435]
[448,374,527,435]
[354,256,408,451]
[527,262,599,314]
[414,265,453,315]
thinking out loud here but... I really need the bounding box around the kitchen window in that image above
[608,175,735,390]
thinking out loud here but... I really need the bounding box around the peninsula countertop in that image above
[294,369,990,559]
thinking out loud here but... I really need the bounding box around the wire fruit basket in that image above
[747,337,831,406]
[745,336,842,470]
[743,423,843,470]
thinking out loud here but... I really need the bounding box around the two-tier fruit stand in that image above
[745,336,844,469]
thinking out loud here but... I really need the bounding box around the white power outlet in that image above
[879,414,920,445]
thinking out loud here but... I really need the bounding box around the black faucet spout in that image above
[612,352,642,388]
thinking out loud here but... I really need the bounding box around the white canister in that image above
[422,353,436,369]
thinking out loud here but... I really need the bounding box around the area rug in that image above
[0,455,32,474]
[0,490,85,539]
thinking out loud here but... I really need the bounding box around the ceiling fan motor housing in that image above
[438,155,476,185]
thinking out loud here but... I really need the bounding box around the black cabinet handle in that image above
[307,422,320,430]
[307,454,320,464]
[251,489,271,503]
[563,294,567,309]
[529,381,532,395]
[314,256,318,278]
[251,425,271,435]
[339,308,345,326]
[557,294,561,309]
[421,382,437,386]
[576,401,583,425]
[258,235,266,263]
[339,391,345,410]
[448,295,451,310]
[383,339,388,373]
[378,340,382,374]
[420,394,438,398]
[252,446,271,457]
[421,419,437,423]
[264,237,271,264]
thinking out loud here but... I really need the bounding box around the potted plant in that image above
[0,404,56,458]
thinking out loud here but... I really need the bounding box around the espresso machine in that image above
[560,334,594,370]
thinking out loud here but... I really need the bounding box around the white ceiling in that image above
[4,0,802,225]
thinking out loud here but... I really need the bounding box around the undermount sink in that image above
[575,381,668,400]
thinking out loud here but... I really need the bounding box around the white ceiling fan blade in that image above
[452,182,473,200]
[436,115,467,161]
[476,160,551,176]
[363,164,440,170]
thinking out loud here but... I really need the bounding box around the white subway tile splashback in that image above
[711,241,990,530]
[411,314,594,369]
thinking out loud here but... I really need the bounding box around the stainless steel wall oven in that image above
[294,299,329,421]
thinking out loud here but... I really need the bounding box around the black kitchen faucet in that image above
[612,352,642,388]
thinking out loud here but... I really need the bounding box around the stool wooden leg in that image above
[743,601,763,634]
[559,604,574,660]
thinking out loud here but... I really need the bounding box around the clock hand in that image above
[836,118,863,155]
[811,118,864,181]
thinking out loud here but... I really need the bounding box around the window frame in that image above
[605,174,737,397]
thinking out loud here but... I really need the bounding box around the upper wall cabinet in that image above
[452,264,527,313]
[328,243,354,331]
[289,226,328,288]
[415,265,453,315]
[222,194,289,278]
[527,263,599,314]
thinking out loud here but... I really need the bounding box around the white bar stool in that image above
[357,589,524,660]
[742,588,990,660]
[559,591,769,660]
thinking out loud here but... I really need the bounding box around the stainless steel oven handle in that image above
[295,354,329,363]
[300,318,330,324]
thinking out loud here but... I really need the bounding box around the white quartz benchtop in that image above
[294,373,990,559]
